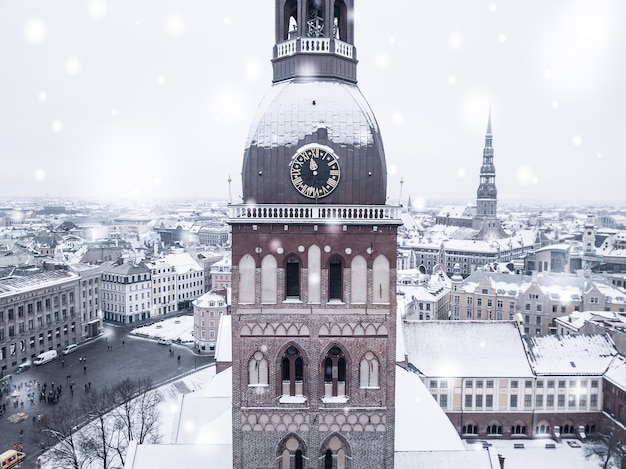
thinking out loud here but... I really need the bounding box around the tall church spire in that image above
[476,108,497,219]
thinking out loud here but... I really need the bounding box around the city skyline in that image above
[1,1,624,205]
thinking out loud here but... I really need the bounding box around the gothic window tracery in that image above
[359,351,379,389]
[321,434,350,469]
[282,345,305,396]
[278,435,306,469]
[248,351,269,386]
[323,345,347,396]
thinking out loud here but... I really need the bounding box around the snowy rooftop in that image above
[403,321,534,378]
[163,252,202,273]
[604,355,626,388]
[0,269,78,295]
[526,334,617,375]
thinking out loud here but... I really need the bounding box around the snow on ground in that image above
[39,364,217,468]
[129,315,195,344]
[464,438,600,469]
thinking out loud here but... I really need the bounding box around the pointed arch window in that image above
[248,351,269,387]
[359,351,380,389]
[279,435,306,469]
[328,255,342,301]
[322,435,350,469]
[323,345,346,397]
[285,256,300,299]
[282,345,305,397]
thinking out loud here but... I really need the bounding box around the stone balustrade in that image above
[229,204,400,224]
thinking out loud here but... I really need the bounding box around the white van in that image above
[33,350,58,365]
[62,344,78,355]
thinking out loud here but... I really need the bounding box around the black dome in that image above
[241,79,387,205]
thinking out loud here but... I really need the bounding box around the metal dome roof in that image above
[241,79,387,205]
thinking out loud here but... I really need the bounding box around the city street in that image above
[0,320,213,468]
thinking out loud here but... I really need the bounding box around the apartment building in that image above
[0,269,82,373]
[450,270,626,337]
[101,260,152,323]
[163,252,205,310]
[145,259,177,317]
[192,290,227,355]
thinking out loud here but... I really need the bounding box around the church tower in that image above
[229,1,401,468]
[473,110,506,240]
[476,110,497,219]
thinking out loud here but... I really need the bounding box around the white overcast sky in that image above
[0,0,624,206]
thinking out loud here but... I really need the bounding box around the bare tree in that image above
[110,377,162,466]
[39,402,92,469]
[79,386,119,469]
[585,426,626,469]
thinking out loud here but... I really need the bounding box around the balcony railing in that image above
[276,37,354,60]
[229,204,401,224]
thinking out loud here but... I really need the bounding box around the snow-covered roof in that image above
[163,252,202,273]
[214,314,232,364]
[403,321,533,377]
[125,443,232,469]
[526,334,617,375]
[394,366,464,452]
[604,355,626,388]
[193,290,226,308]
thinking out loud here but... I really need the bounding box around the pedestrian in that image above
[177,355,181,363]
[123,340,125,347]
[62,360,65,368]
[83,365,86,373]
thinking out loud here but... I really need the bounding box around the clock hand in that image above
[309,158,318,175]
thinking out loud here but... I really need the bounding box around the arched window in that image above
[306,0,324,37]
[372,255,390,304]
[462,424,478,435]
[321,434,350,469]
[282,0,299,41]
[308,245,321,303]
[285,256,300,299]
[261,255,277,303]
[487,423,502,435]
[282,345,304,396]
[324,345,346,397]
[333,0,348,41]
[278,435,306,469]
[239,254,255,304]
[359,351,379,389]
[511,424,526,435]
[350,255,367,304]
[328,255,342,301]
[248,351,269,386]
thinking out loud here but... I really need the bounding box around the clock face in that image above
[290,144,341,199]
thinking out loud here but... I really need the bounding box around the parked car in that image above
[157,337,172,345]
[15,362,31,374]
[62,344,78,355]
